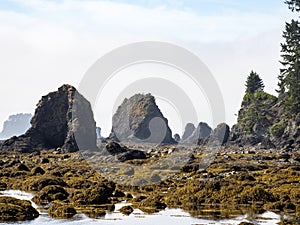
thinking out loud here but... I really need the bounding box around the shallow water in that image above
[0,190,284,225]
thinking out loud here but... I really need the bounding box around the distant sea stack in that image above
[181,123,195,142]
[109,93,175,144]
[0,113,32,140]
[0,84,97,153]
[182,122,212,144]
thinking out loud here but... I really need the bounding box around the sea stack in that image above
[109,93,175,144]
[0,84,97,153]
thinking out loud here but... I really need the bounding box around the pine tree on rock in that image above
[245,71,265,94]
[278,0,300,116]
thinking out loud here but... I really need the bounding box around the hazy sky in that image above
[0,0,294,136]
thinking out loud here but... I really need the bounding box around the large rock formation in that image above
[109,93,175,144]
[228,91,300,150]
[0,113,32,140]
[0,84,97,153]
[180,123,195,142]
[182,122,212,144]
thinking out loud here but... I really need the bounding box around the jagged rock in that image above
[0,85,97,153]
[173,133,180,142]
[109,93,175,144]
[183,122,212,144]
[0,113,32,140]
[181,123,195,142]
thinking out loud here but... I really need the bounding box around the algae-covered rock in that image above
[32,185,69,205]
[0,196,39,222]
[120,205,134,215]
[48,202,76,219]
[24,176,68,191]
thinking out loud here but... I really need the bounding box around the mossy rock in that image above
[239,186,277,204]
[138,195,167,213]
[120,205,134,215]
[66,177,93,189]
[0,196,39,222]
[32,185,69,205]
[48,202,76,219]
[82,207,106,218]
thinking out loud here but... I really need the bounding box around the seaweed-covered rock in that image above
[0,196,39,222]
[48,202,76,219]
[25,176,68,191]
[0,84,97,153]
[120,205,134,215]
[109,93,175,144]
[72,182,115,205]
[32,185,69,205]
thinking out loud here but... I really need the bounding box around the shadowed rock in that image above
[0,84,97,153]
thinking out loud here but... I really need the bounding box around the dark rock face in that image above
[0,85,97,153]
[0,196,39,222]
[0,113,32,140]
[109,94,175,144]
[183,122,212,144]
[181,123,195,142]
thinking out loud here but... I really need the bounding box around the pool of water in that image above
[0,190,284,225]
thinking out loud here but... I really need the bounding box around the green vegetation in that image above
[270,120,288,138]
[277,0,300,116]
[245,71,265,94]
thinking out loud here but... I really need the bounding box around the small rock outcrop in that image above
[228,91,278,148]
[173,133,180,142]
[0,113,32,140]
[181,123,195,142]
[109,94,175,144]
[0,85,97,153]
[183,122,212,144]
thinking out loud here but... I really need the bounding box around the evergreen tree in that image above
[278,0,300,115]
[245,71,265,94]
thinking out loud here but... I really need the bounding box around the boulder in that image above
[0,84,97,153]
[109,93,175,144]
[0,196,39,222]
[120,205,134,215]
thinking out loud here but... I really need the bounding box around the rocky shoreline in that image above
[0,144,299,224]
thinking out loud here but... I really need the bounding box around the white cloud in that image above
[0,0,292,135]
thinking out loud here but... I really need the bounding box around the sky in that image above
[0,0,295,137]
